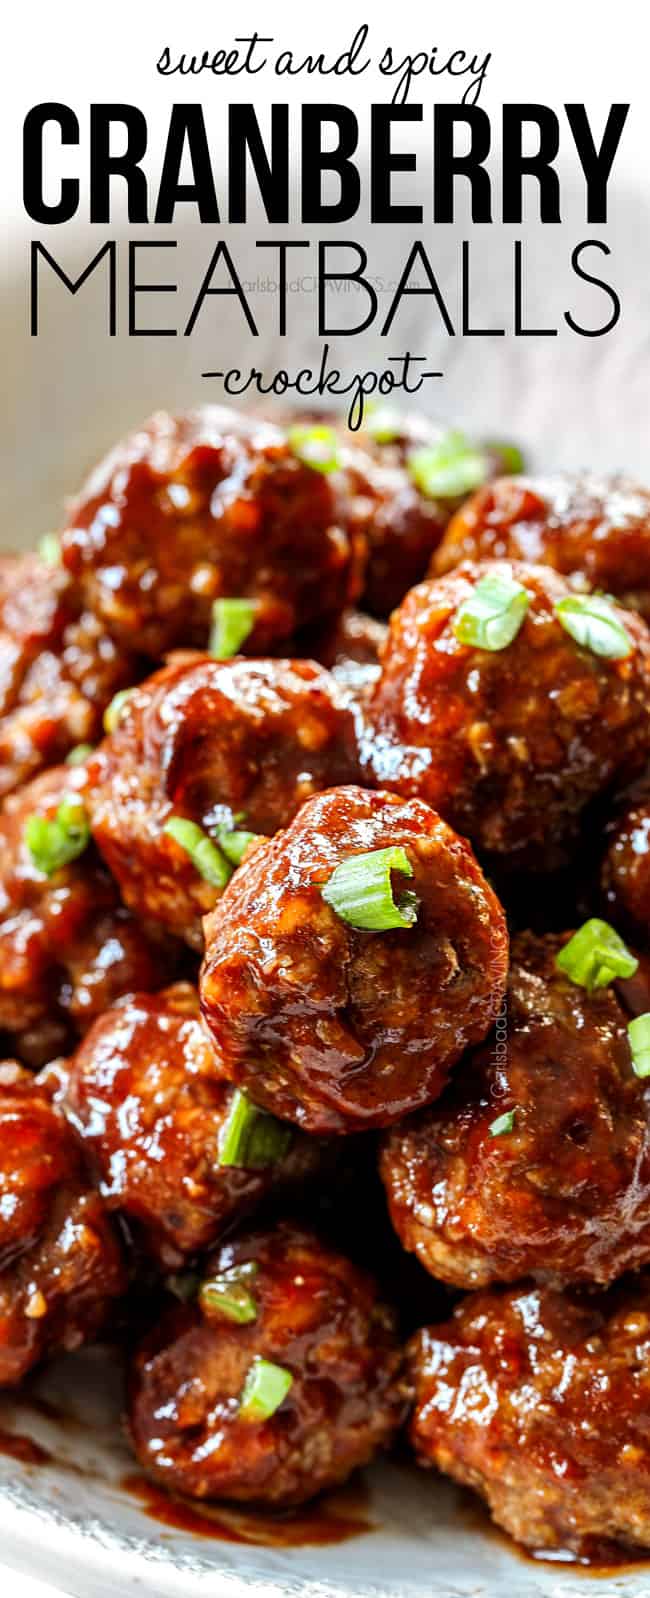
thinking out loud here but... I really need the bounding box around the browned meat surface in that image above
[408,1277,650,1559]
[0,764,174,1063]
[602,780,650,940]
[381,930,650,1289]
[200,785,508,1134]
[364,561,650,866]
[0,1062,126,1386]
[128,1221,406,1505]
[64,984,328,1268]
[0,554,140,797]
[86,655,360,948]
[433,474,650,620]
[60,408,366,657]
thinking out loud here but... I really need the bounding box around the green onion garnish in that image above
[216,825,259,866]
[555,919,639,992]
[210,598,256,660]
[65,743,94,766]
[452,571,530,652]
[24,798,91,876]
[38,533,60,565]
[218,1089,292,1168]
[321,846,419,932]
[408,430,488,499]
[364,407,401,444]
[628,1014,650,1079]
[103,688,134,735]
[489,1109,516,1137]
[163,817,232,888]
[239,1356,293,1421]
[287,424,341,475]
[554,595,632,660]
[485,441,525,475]
[199,1262,259,1325]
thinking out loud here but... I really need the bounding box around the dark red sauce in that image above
[0,1427,52,1466]
[120,1471,374,1547]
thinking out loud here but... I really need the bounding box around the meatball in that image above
[365,561,650,865]
[87,655,360,947]
[0,1061,125,1386]
[381,930,650,1289]
[408,1276,650,1559]
[433,473,650,621]
[290,412,518,617]
[64,984,328,1268]
[0,554,139,798]
[602,780,650,939]
[200,786,508,1134]
[128,1221,405,1505]
[60,408,366,657]
[0,763,173,1063]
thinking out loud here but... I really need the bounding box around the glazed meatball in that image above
[128,1221,405,1505]
[381,930,650,1289]
[60,408,365,657]
[0,763,173,1063]
[602,780,650,939]
[0,1062,125,1386]
[64,984,328,1268]
[0,554,139,797]
[433,473,650,620]
[365,561,650,865]
[200,786,508,1134]
[87,655,360,947]
[408,1277,650,1559]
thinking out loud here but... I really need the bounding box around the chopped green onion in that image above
[24,798,91,876]
[554,595,632,660]
[65,743,94,766]
[199,1262,259,1325]
[364,407,401,444]
[103,688,134,735]
[287,424,341,475]
[321,846,419,932]
[452,571,530,652]
[408,431,488,499]
[163,817,232,888]
[555,919,639,992]
[239,1357,293,1421]
[216,825,260,866]
[628,1015,650,1080]
[489,1109,517,1137]
[218,1089,292,1168]
[38,533,60,565]
[210,598,257,660]
[485,441,525,475]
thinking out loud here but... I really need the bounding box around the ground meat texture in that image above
[408,1277,650,1559]
[0,555,139,798]
[433,474,650,621]
[296,413,516,617]
[364,561,650,865]
[128,1221,405,1506]
[602,783,650,940]
[64,984,328,1268]
[0,764,173,1062]
[60,408,366,658]
[381,931,650,1290]
[0,1062,125,1386]
[200,786,508,1134]
[86,655,360,948]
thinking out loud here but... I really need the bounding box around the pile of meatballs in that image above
[3,403,650,1563]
